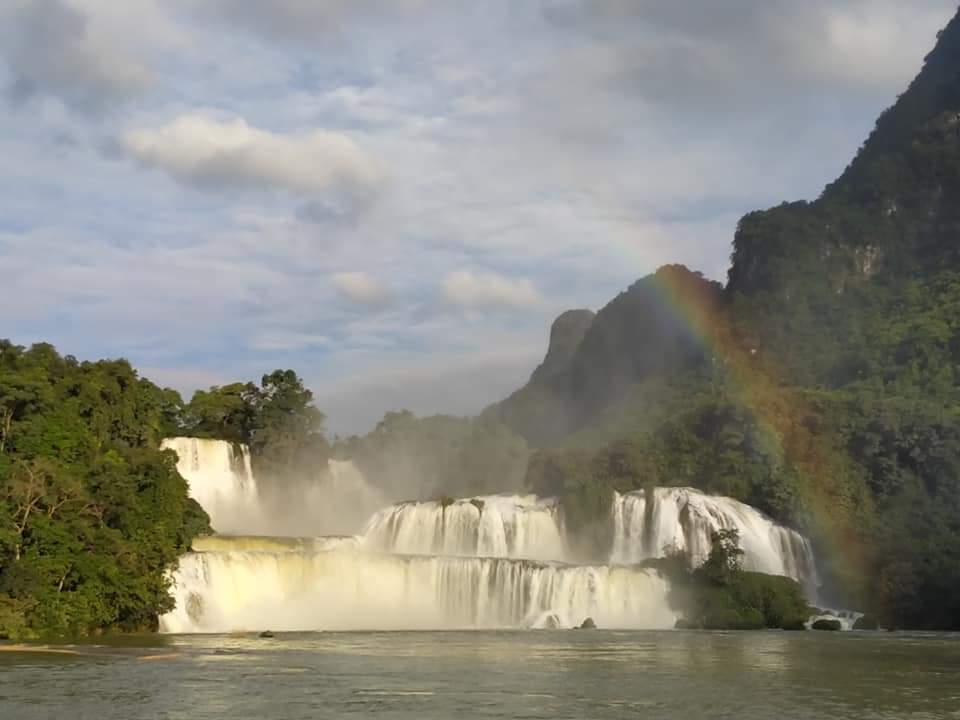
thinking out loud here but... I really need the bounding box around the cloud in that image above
[120,113,385,202]
[0,0,151,111]
[442,271,543,311]
[539,0,955,108]
[248,331,330,351]
[332,272,390,306]
[197,0,428,42]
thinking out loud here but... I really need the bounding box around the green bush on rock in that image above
[812,619,843,631]
[668,530,811,631]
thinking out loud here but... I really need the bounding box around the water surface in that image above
[2,630,958,719]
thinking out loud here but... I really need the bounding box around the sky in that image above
[1,0,956,435]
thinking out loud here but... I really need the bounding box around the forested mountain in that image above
[492,9,960,628]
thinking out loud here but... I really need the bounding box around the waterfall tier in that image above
[360,488,817,591]
[162,438,381,536]
[611,488,818,592]
[160,541,676,633]
[362,494,565,562]
[161,437,259,534]
[191,534,360,554]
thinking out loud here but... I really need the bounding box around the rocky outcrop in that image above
[529,309,595,384]
[483,266,722,445]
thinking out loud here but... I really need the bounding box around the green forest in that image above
[0,344,326,639]
[3,8,960,638]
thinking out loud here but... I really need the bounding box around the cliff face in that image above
[484,266,722,445]
[728,9,960,297]
[529,309,595,384]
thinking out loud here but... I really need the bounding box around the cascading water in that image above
[361,495,566,562]
[360,489,817,590]
[162,438,384,537]
[160,544,676,633]
[161,437,260,534]
[161,438,821,632]
[610,488,818,593]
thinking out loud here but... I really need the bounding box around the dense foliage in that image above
[657,529,811,630]
[183,370,331,484]
[0,341,210,639]
[0,339,335,639]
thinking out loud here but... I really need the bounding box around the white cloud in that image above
[0,0,151,111]
[332,272,390,306]
[121,113,385,201]
[442,271,543,311]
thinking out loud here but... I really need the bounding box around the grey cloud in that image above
[195,0,429,42]
[539,0,956,108]
[0,0,150,112]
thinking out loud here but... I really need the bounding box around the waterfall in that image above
[162,438,383,537]
[161,438,821,632]
[161,437,260,534]
[610,488,819,593]
[359,488,817,591]
[160,541,676,633]
[361,495,566,562]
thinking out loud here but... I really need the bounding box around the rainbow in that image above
[645,265,872,603]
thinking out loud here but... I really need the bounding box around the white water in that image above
[160,544,676,633]
[161,437,260,534]
[360,489,817,591]
[162,438,383,537]
[161,438,821,632]
[362,495,566,562]
[610,488,818,593]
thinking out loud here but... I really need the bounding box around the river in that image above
[2,630,958,719]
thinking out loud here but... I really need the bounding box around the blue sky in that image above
[1,0,956,435]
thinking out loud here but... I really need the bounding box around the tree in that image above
[698,529,745,587]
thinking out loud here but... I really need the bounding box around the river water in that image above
[2,630,958,719]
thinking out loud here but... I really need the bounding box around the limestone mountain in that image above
[491,8,960,446]
[483,266,722,445]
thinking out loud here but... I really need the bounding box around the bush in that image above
[812,619,843,631]
[703,607,765,630]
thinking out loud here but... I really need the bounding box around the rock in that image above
[541,614,561,630]
[259,630,275,638]
[578,617,597,630]
[811,619,842,631]
[529,309,596,384]
[780,618,807,631]
[853,614,879,630]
